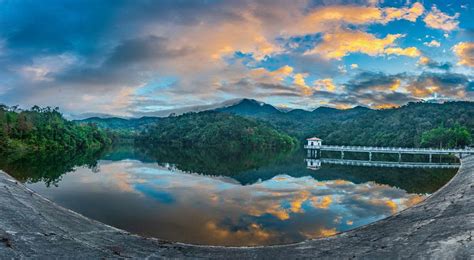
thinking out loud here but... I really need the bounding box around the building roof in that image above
[307,137,322,141]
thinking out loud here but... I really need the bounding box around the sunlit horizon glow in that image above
[0,0,472,117]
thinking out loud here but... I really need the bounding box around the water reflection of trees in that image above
[0,145,458,194]
[137,145,294,176]
[0,149,102,187]
[0,145,295,186]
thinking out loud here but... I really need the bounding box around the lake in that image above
[0,146,459,246]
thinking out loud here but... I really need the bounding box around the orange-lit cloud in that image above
[404,71,469,99]
[384,47,421,57]
[452,42,474,67]
[290,190,310,213]
[307,30,419,59]
[335,104,353,110]
[418,56,431,65]
[314,78,337,92]
[423,5,459,31]
[311,196,333,209]
[250,65,293,83]
[383,3,424,23]
[204,221,274,246]
[388,79,401,91]
[302,228,338,238]
[385,200,398,214]
[293,73,314,96]
[403,195,425,208]
[290,3,423,36]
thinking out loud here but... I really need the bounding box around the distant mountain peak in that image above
[236,98,265,106]
[215,98,281,117]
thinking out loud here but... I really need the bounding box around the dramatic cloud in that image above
[307,30,419,59]
[345,72,402,93]
[406,72,471,99]
[453,42,474,67]
[0,1,470,115]
[336,70,472,108]
[290,2,423,35]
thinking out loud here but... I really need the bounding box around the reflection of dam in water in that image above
[305,158,460,170]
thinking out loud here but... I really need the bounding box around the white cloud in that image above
[423,40,441,47]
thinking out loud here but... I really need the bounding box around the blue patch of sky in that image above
[134,184,175,204]
[254,54,292,71]
[131,166,172,176]
[467,82,474,92]
[135,76,177,95]
[280,199,291,211]
[225,51,256,67]
[275,33,323,54]
[342,53,417,75]
[367,18,426,49]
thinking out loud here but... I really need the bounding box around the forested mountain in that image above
[136,111,297,151]
[0,105,112,155]
[78,99,474,148]
[75,116,161,130]
[216,98,282,117]
[210,100,474,148]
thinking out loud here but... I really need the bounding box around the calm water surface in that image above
[1,146,458,246]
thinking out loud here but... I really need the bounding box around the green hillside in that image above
[136,111,298,151]
[0,105,112,155]
[216,100,474,148]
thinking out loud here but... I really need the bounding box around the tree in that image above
[421,125,472,148]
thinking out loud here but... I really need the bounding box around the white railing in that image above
[304,145,474,154]
[304,145,321,149]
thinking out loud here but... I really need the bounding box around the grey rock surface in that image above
[0,156,473,259]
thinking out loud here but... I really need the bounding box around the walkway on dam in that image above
[0,157,473,258]
[305,144,474,156]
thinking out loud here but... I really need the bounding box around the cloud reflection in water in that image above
[29,159,426,246]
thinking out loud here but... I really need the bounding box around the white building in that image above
[306,137,322,148]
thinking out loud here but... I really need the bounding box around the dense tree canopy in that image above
[0,105,112,155]
[136,111,298,151]
[223,101,474,148]
[420,125,471,148]
[3,101,472,155]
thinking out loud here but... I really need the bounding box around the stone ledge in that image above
[0,156,473,259]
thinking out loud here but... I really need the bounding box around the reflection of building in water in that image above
[306,158,321,170]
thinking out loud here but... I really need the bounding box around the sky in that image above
[0,0,472,117]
